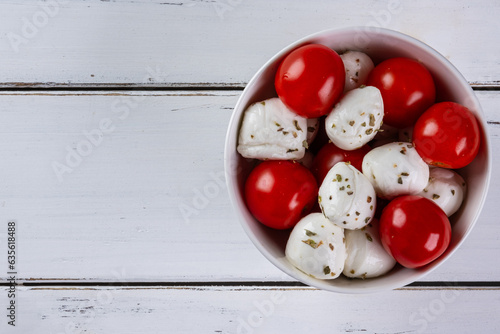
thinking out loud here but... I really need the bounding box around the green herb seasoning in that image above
[302,239,318,249]
[293,120,302,131]
[369,114,375,126]
[305,229,317,237]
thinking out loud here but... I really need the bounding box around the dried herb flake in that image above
[293,120,302,131]
[302,239,319,249]
[369,114,375,126]
[305,229,317,237]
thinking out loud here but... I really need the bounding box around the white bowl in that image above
[224,27,491,293]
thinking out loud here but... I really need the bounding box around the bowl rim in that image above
[224,26,492,293]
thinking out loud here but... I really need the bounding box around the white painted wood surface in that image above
[0,0,499,332]
[0,90,498,283]
[1,286,500,333]
[0,0,499,87]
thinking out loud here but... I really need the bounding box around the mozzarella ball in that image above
[340,51,375,92]
[417,167,466,216]
[319,162,376,230]
[237,97,308,160]
[286,213,346,279]
[343,219,396,279]
[325,86,384,150]
[362,142,429,199]
[306,118,320,145]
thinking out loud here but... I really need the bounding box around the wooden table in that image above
[1,1,499,333]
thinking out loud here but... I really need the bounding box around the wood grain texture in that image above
[1,286,499,333]
[0,0,499,87]
[0,90,498,283]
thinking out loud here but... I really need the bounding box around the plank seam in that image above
[0,85,497,91]
[2,281,499,288]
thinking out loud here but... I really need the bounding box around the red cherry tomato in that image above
[367,57,436,128]
[275,44,345,118]
[379,195,451,269]
[311,142,371,184]
[245,160,318,230]
[413,102,481,169]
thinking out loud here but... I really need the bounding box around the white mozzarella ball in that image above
[306,118,320,145]
[325,86,384,151]
[318,162,376,230]
[417,167,466,216]
[286,213,346,279]
[340,51,375,92]
[343,219,396,279]
[362,142,429,199]
[237,97,308,160]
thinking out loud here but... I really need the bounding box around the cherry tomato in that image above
[379,195,451,268]
[367,57,436,128]
[413,102,481,169]
[311,142,371,184]
[275,44,345,118]
[245,160,318,230]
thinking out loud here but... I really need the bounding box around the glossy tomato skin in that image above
[275,44,345,119]
[379,195,451,269]
[245,160,318,230]
[413,102,481,169]
[367,57,436,128]
[310,142,371,184]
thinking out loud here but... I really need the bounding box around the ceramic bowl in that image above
[224,27,491,293]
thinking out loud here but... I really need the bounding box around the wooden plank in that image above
[1,285,499,333]
[0,90,498,283]
[0,0,499,87]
